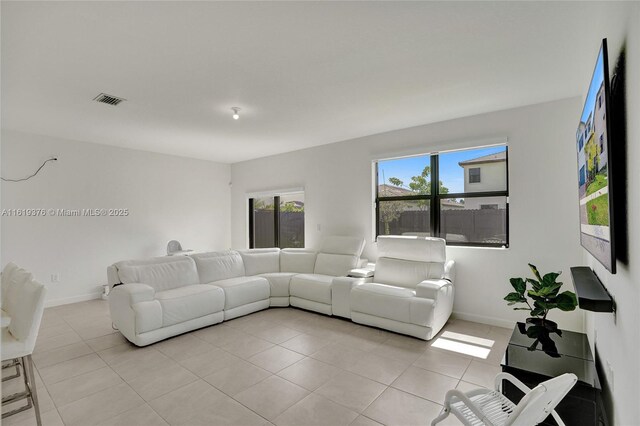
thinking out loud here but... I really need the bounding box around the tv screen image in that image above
[576,39,615,273]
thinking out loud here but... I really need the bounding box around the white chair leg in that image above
[24,355,42,426]
[431,407,451,425]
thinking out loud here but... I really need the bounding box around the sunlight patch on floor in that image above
[431,331,495,359]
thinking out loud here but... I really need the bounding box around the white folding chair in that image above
[432,372,577,426]
[1,277,47,426]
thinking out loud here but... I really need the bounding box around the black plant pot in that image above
[525,317,558,332]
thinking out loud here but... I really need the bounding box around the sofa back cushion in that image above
[238,248,281,276]
[191,251,245,283]
[374,236,446,288]
[117,256,200,292]
[377,236,446,263]
[313,236,365,276]
[374,257,445,288]
[319,236,366,257]
[314,254,358,277]
[280,249,317,273]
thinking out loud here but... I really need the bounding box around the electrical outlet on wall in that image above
[50,273,60,283]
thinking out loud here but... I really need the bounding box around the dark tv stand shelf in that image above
[570,267,615,313]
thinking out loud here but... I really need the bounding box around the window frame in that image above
[375,146,509,248]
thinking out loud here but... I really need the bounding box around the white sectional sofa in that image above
[108,235,455,346]
[350,236,456,340]
[107,236,366,346]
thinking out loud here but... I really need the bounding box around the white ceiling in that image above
[1,1,626,164]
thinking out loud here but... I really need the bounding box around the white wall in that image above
[231,97,585,331]
[583,4,640,425]
[1,129,231,305]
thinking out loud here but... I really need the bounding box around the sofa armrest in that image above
[415,279,452,300]
[443,260,455,282]
[348,268,374,278]
[332,276,365,319]
[109,283,160,344]
[107,265,121,290]
[110,283,155,305]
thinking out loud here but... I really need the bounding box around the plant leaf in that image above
[542,272,561,286]
[510,277,526,295]
[527,290,545,301]
[529,264,543,282]
[555,291,578,311]
[545,282,563,297]
[504,292,525,303]
[526,278,542,291]
[535,282,563,297]
[531,308,545,317]
[535,300,549,309]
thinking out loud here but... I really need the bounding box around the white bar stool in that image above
[1,277,47,426]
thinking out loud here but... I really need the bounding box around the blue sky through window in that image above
[581,47,605,123]
[378,145,506,194]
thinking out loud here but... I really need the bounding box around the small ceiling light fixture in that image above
[231,107,241,120]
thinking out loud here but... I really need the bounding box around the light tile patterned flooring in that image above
[2,300,512,426]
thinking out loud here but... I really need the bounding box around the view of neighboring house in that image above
[594,81,608,174]
[457,151,507,209]
[577,121,587,187]
[577,95,607,198]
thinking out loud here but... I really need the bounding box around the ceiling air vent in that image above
[93,93,126,106]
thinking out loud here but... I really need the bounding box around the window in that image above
[469,167,481,183]
[375,145,508,247]
[249,192,304,248]
[599,134,604,152]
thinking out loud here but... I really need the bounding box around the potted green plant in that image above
[504,264,578,331]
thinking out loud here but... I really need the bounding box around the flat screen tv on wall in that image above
[575,39,615,274]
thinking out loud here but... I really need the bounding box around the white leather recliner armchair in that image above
[350,236,455,340]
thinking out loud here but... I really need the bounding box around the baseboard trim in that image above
[452,311,516,329]
[45,292,102,308]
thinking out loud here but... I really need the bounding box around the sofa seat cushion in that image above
[210,276,270,310]
[155,284,224,327]
[351,283,434,326]
[289,274,334,304]
[258,273,296,297]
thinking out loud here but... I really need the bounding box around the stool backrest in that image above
[1,262,20,309]
[8,278,47,353]
[2,264,34,317]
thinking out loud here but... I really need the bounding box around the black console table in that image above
[501,323,607,426]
